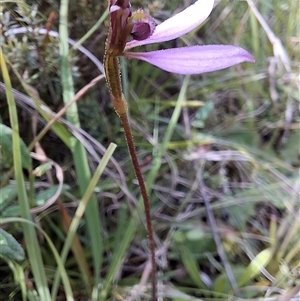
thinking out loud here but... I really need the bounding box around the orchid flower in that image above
[106,0,254,76]
[103,1,254,300]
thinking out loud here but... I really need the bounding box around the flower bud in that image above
[129,9,155,41]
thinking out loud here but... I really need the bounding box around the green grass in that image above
[1,0,299,300]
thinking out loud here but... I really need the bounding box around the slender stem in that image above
[104,47,157,299]
[119,113,157,301]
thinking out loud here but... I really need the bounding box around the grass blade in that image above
[0,48,52,300]
[59,0,104,293]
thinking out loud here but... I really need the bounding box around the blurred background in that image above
[1,0,299,300]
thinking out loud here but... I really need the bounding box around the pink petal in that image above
[125,0,214,50]
[124,45,255,74]
[110,5,121,13]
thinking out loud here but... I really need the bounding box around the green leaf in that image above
[237,248,273,287]
[178,243,207,289]
[0,124,32,170]
[192,100,214,129]
[216,123,260,147]
[0,228,25,262]
[0,183,18,213]
[185,228,207,241]
[223,201,256,231]
[34,185,70,206]
[213,265,244,293]
[173,229,216,256]
[2,205,20,217]
[33,162,53,177]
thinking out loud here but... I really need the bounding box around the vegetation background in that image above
[0,0,299,300]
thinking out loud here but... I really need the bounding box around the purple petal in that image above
[124,45,255,74]
[125,0,214,50]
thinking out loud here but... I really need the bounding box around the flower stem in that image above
[104,49,157,300]
[119,112,157,301]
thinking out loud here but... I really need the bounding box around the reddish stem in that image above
[119,112,157,301]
